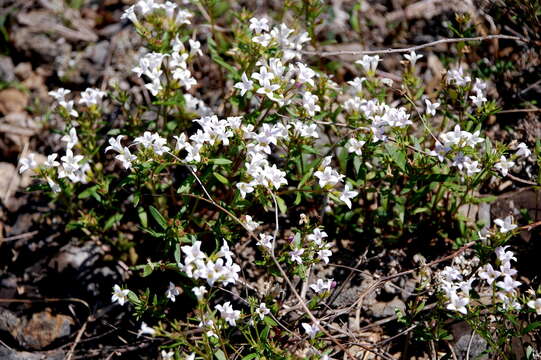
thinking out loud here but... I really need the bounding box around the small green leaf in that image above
[241,354,259,360]
[141,264,153,277]
[215,350,227,360]
[275,195,287,215]
[210,158,232,165]
[104,213,123,230]
[213,171,229,184]
[138,207,148,228]
[174,243,181,264]
[149,206,167,229]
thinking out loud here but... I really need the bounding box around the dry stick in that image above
[302,34,526,57]
[65,319,89,360]
[327,242,476,321]
[267,192,361,360]
[465,330,475,360]
[0,230,39,242]
[506,173,538,186]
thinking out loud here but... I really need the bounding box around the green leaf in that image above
[215,350,227,360]
[174,243,182,264]
[241,354,259,360]
[263,316,277,326]
[213,171,229,184]
[522,321,541,335]
[141,264,153,277]
[104,213,123,230]
[149,206,167,229]
[210,158,232,165]
[275,195,287,215]
[138,207,148,228]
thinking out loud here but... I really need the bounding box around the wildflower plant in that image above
[20,0,541,358]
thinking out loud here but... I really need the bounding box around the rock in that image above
[0,307,74,350]
[451,322,488,359]
[0,55,15,82]
[370,297,406,318]
[49,242,104,272]
[0,347,65,360]
[0,89,29,115]
[0,163,19,207]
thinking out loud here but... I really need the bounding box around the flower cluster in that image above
[179,240,241,287]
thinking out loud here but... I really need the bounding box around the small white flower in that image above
[355,55,381,75]
[470,93,487,107]
[79,88,106,106]
[515,142,531,158]
[496,276,521,292]
[215,301,241,326]
[234,72,254,96]
[255,302,270,320]
[317,246,332,264]
[185,353,195,360]
[346,138,365,156]
[478,264,501,285]
[494,155,515,177]
[243,215,260,232]
[166,282,180,302]
[236,181,254,198]
[446,292,469,314]
[61,128,78,149]
[289,247,305,264]
[49,88,71,102]
[138,322,156,337]
[59,100,78,117]
[105,135,125,154]
[495,245,517,263]
[404,50,423,67]
[192,286,207,301]
[307,228,328,246]
[310,279,333,294]
[161,350,174,360]
[340,184,358,209]
[111,284,129,306]
[527,298,541,315]
[314,166,344,188]
[257,234,273,250]
[249,17,270,34]
[19,153,38,174]
[189,39,202,56]
[46,177,61,193]
[424,99,440,116]
[301,322,320,338]
[494,216,517,234]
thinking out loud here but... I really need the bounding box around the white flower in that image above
[49,88,71,102]
[79,88,106,106]
[120,5,139,24]
[346,138,366,156]
[111,284,129,306]
[189,39,202,56]
[252,33,272,47]
[494,155,515,177]
[447,66,471,86]
[215,301,241,326]
[255,302,270,320]
[61,128,78,149]
[19,153,38,174]
[46,177,61,193]
[243,215,260,232]
[500,262,517,277]
[301,322,320,338]
[515,142,531,158]
[60,149,84,173]
[302,92,320,116]
[138,322,156,337]
[249,17,270,34]
[446,292,469,314]
[105,135,125,154]
[236,181,254,198]
[317,246,332,264]
[424,99,440,116]
[404,51,423,67]
[307,228,328,246]
[115,147,136,169]
[314,166,344,188]
[257,234,273,250]
[496,276,521,292]
[340,184,358,209]
[355,55,381,75]
[348,77,365,91]
[470,93,487,107]
[310,279,333,294]
[234,72,253,96]
[289,247,305,264]
[166,282,180,302]
[185,353,195,360]
[527,298,541,315]
[296,62,316,87]
[59,100,78,117]
[478,264,501,285]
[494,216,517,234]
[192,286,207,301]
[161,350,174,360]
[495,245,517,263]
